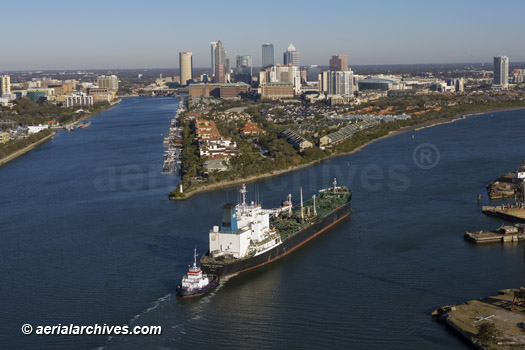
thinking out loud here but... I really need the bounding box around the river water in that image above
[1,97,523,349]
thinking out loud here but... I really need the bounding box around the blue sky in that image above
[2,0,524,70]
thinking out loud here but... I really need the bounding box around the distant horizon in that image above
[2,60,524,74]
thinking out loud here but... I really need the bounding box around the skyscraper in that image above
[262,43,274,68]
[179,52,193,86]
[0,75,10,95]
[213,40,227,83]
[210,42,217,76]
[329,55,348,71]
[236,55,252,75]
[493,56,509,88]
[283,43,300,67]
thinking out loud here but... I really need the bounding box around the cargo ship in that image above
[201,179,351,277]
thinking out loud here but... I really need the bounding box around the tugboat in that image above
[176,248,219,297]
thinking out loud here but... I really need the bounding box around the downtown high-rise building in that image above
[210,42,217,76]
[283,43,300,67]
[213,40,227,83]
[236,55,252,75]
[493,56,509,88]
[0,75,10,95]
[179,52,193,86]
[327,70,354,95]
[262,43,274,68]
[329,55,349,71]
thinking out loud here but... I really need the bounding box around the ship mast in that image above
[300,187,304,220]
[193,247,197,269]
[240,184,248,213]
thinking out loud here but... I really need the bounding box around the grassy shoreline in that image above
[170,105,525,200]
[0,131,56,167]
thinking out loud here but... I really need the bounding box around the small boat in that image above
[176,248,219,297]
[77,121,91,129]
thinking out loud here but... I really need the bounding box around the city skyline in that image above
[1,0,525,71]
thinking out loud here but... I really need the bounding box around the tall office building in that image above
[179,52,193,86]
[236,55,252,75]
[307,65,321,82]
[0,75,10,95]
[493,56,509,88]
[211,42,217,76]
[262,43,274,68]
[213,40,227,83]
[327,70,354,95]
[97,75,119,92]
[329,55,349,71]
[283,43,300,67]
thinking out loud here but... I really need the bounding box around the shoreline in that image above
[0,99,122,167]
[172,105,525,200]
[0,131,56,167]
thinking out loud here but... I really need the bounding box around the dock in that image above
[482,205,525,223]
[465,225,525,244]
[432,289,525,349]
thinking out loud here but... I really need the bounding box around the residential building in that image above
[329,55,349,72]
[328,71,354,95]
[262,43,274,68]
[493,55,509,89]
[97,75,119,93]
[179,52,193,86]
[65,93,93,108]
[280,129,313,151]
[283,43,300,67]
[240,122,266,135]
[1,75,11,95]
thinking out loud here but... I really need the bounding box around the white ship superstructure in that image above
[209,185,282,259]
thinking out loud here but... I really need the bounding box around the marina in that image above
[161,99,184,174]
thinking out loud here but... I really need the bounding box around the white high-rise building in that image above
[268,64,301,93]
[210,42,217,76]
[327,70,354,95]
[0,75,10,95]
[283,43,300,67]
[493,56,509,89]
[179,52,193,86]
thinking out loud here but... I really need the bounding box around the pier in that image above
[482,205,525,223]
